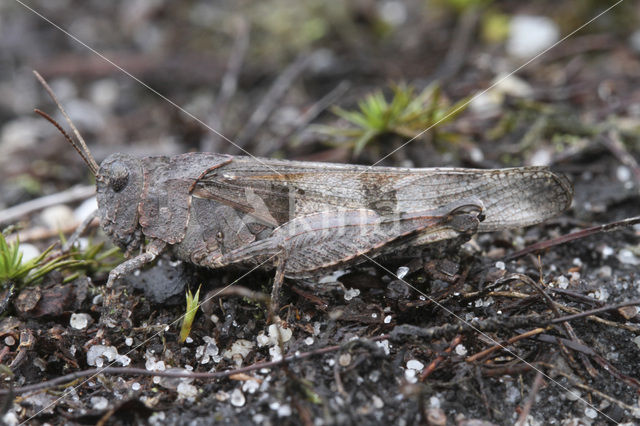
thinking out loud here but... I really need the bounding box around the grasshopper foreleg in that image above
[106,239,167,288]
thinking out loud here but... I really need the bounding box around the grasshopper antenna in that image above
[32,70,99,176]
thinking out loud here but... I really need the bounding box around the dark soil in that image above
[1,1,640,425]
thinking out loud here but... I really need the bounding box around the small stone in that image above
[376,339,390,355]
[379,1,407,26]
[256,332,271,347]
[69,313,93,330]
[0,118,43,155]
[494,261,506,270]
[396,266,410,279]
[429,396,441,408]
[425,407,446,426]
[17,243,40,263]
[87,345,130,367]
[304,337,314,346]
[89,79,119,111]
[507,15,559,59]
[404,368,418,384]
[4,336,15,346]
[41,205,75,230]
[596,266,612,279]
[406,359,424,371]
[555,276,569,289]
[566,389,581,401]
[277,404,292,417]
[196,336,220,364]
[215,391,229,401]
[619,306,639,320]
[242,380,260,394]
[230,388,245,407]
[90,396,109,410]
[529,148,552,167]
[618,249,640,265]
[338,353,351,367]
[132,382,141,391]
[177,382,199,400]
[343,288,360,301]
[269,345,283,361]
[584,407,597,419]
[372,395,384,409]
[384,315,392,324]
[267,324,292,344]
[74,197,98,223]
[455,344,467,356]
[617,165,632,182]
[223,339,254,361]
[590,287,609,302]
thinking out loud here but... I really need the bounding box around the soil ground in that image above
[1,1,640,425]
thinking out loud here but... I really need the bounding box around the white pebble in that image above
[304,337,314,346]
[41,205,75,230]
[495,261,506,270]
[223,339,254,361]
[89,79,119,111]
[17,243,40,263]
[455,344,467,356]
[90,396,109,410]
[269,345,283,361]
[396,266,410,279]
[267,324,292,344]
[618,249,640,265]
[230,388,246,407]
[343,288,360,301]
[87,345,130,367]
[372,394,384,409]
[376,340,390,356]
[404,368,418,383]
[566,389,581,401]
[242,380,260,394]
[507,15,559,59]
[277,404,292,417]
[584,407,597,419]
[406,359,424,371]
[177,382,199,400]
[617,165,632,182]
[384,315,392,324]
[555,276,569,289]
[379,1,407,26]
[339,353,352,367]
[74,197,98,223]
[69,313,93,330]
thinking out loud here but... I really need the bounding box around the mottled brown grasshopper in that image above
[34,71,573,317]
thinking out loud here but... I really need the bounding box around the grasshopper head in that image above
[96,153,145,254]
[34,71,146,255]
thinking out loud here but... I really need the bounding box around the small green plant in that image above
[61,237,123,283]
[179,285,201,343]
[316,83,469,155]
[0,233,81,290]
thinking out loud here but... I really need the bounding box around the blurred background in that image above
[1,0,640,223]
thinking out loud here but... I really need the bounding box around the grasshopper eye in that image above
[109,161,129,192]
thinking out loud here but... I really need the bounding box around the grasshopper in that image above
[34,72,573,318]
